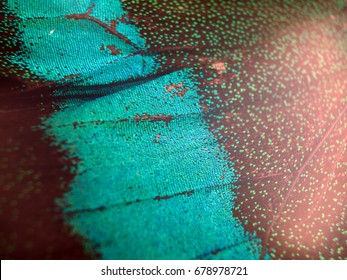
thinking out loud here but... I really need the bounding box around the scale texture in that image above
[1,0,346,259]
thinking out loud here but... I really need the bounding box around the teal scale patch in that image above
[4,0,266,259]
[44,68,264,259]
